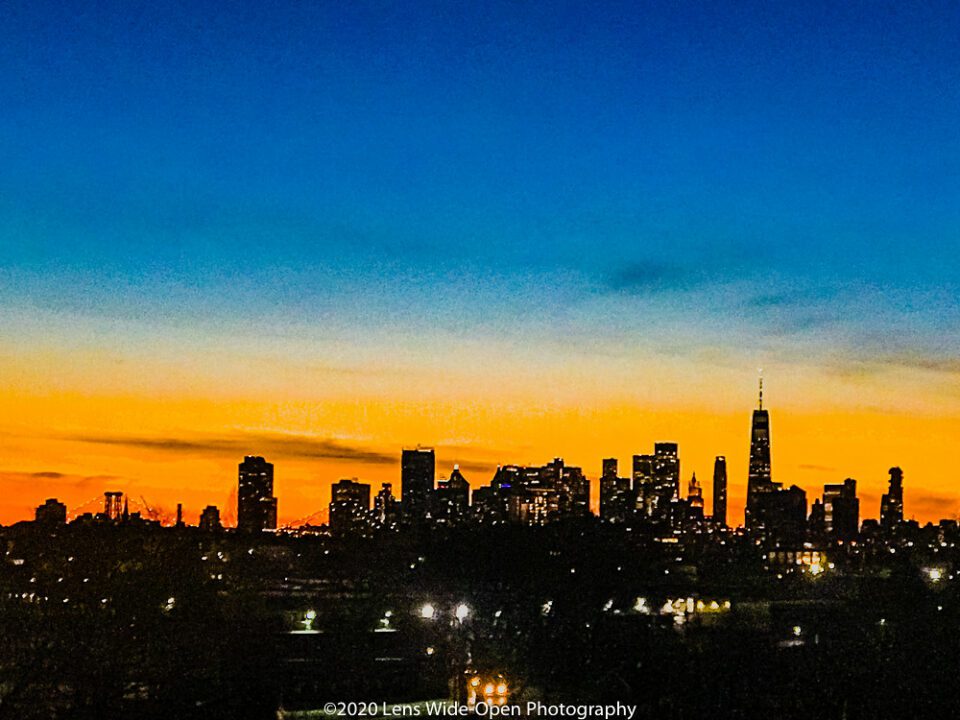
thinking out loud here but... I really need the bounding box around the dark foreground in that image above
[2,521,959,719]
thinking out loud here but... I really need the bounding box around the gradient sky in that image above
[1,0,959,525]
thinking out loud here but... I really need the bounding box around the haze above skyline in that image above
[2,0,959,524]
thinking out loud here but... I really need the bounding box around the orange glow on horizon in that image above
[1,378,958,527]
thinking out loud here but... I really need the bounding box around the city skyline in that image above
[4,2,960,715]
[2,1,959,527]
[6,384,941,530]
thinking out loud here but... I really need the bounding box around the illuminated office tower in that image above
[329,478,371,535]
[401,447,435,520]
[632,454,656,517]
[652,442,680,522]
[237,456,278,532]
[713,456,728,526]
[555,461,590,517]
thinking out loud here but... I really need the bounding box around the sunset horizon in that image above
[4,2,960,716]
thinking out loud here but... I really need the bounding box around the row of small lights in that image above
[300,602,471,632]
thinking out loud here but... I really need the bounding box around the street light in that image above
[420,602,436,620]
[455,603,470,622]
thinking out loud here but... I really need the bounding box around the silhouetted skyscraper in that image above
[401,447,435,520]
[823,478,859,540]
[632,454,655,516]
[746,379,774,528]
[713,456,728,526]
[880,467,904,529]
[374,482,399,527]
[554,459,589,517]
[237,456,277,532]
[754,484,807,542]
[431,465,470,523]
[433,465,470,523]
[600,458,632,523]
[329,478,371,535]
[652,442,680,522]
[687,472,704,522]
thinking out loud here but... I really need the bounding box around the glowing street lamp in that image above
[419,602,436,620]
[454,603,470,622]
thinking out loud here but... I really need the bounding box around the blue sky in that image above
[1,0,959,363]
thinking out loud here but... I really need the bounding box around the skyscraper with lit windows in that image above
[237,456,277,532]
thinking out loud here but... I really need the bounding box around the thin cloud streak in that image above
[63,431,511,473]
[68,431,398,465]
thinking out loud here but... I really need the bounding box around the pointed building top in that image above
[758,374,764,410]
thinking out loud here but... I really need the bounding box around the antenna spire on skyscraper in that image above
[758,370,763,410]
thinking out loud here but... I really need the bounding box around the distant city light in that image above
[419,603,436,620]
[454,603,470,622]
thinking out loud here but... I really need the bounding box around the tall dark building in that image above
[374,482,399,528]
[746,379,774,529]
[237,456,278,532]
[600,458,632,523]
[652,442,680,522]
[632,454,655,517]
[754,484,807,542]
[433,465,470,522]
[712,456,728,526]
[687,472,704,522]
[880,467,904,529]
[473,465,515,523]
[401,447,435,519]
[329,478,371,535]
[823,478,859,540]
[554,459,590,517]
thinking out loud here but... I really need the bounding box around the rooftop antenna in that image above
[758,369,764,410]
